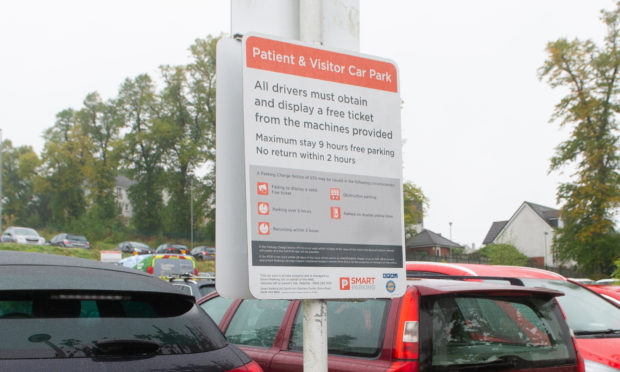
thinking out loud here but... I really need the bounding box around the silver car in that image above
[1,226,45,245]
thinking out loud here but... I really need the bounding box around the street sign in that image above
[243,34,405,299]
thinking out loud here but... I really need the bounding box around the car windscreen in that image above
[153,258,194,277]
[521,278,620,335]
[0,290,227,359]
[14,228,38,236]
[420,293,576,371]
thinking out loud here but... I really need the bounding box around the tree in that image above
[1,140,41,227]
[403,181,428,239]
[77,92,124,223]
[479,244,528,266]
[37,109,90,227]
[539,2,620,275]
[117,74,166,235]
[158,36,218,238]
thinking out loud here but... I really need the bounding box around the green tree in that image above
[37,109,90,227]
[403,181,428,239]
[479,244,528,266]
[76,92,124,223]
[117,74,165,234]
[158,36,218,238]
[539,2,620,275]
[1,140,41,227]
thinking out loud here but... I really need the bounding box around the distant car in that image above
[0,250,262,371]
[594,278,620,285]
[406,261,620,370]
[1,226,45,245]
[155,243,188,254]
[191,246,216,260]
[118,253,198,278]
[200,278,584,372]
[116,241,152,254]
[49,233,90,248]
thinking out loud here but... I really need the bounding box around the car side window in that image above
[200,296,235,325]
[224,299,289,348]
[289,299,390,357]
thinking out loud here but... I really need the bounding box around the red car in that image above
[585,284,620,306]
[406,262,620,371]
[200,278,584,371]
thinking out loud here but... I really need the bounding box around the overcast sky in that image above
[0,0,616,247]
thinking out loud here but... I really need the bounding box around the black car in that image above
[0,251,262,371]
[191,246,216,260]
[155,243,188,254]
[116,241,153,254]
[48,233,90,248]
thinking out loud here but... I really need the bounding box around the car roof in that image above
[0,250,187,295]
[408,278,564,297]
[406,261,567,280]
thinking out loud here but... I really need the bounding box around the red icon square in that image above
[340,277,350,290]
[257,182,269,195]
[258,222,270,235]
[331,207,341,219]
[330,188,340,200]
[258,202,270,215]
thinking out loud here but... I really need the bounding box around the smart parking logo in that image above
[386,280,396,293]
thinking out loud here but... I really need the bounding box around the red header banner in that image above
[245,36,398,93]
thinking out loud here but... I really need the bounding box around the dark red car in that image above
[200,278,584,372]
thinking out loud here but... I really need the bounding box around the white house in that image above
[115,175,136,223]
[482,201,562,267]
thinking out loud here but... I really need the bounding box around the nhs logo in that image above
[382,273,398,279]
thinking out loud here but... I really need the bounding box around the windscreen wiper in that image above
[441,355,529,371]
[574,329,620,337]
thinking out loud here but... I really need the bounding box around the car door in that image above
[269,299,394,372]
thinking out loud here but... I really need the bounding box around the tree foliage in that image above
[539,2,620,275]
[403,181,428,239]
[0,35,221,242]
[479,244,528,266]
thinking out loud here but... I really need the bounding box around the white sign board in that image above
[243,34,405,299]
[100,250,122,263]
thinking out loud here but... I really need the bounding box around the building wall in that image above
[495,204,555,266]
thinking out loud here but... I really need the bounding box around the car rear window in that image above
[66,234,87,241]
[289,299,390,358]
[0,290,227,359]
[420,294,576,370]
[153,258,194,277]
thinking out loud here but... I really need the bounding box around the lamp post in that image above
[449,221,453,241]
[543,231,549,268]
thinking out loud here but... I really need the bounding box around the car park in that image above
[118,253,198,278]
[1,226,45,245]
[200,278,584,372]
[191,245,216,260]
[49,233,90,248]
[116,241,152,254]
[155,242,189,254]
[406,261,620,371]
[0,250,262,371]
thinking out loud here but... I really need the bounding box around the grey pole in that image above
[0,128,3,234]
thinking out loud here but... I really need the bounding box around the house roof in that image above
[482,201,561,245]
[482,220,508,245]
[406,229,462,249]
[116,175,136,189]
[524,201,560,228]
